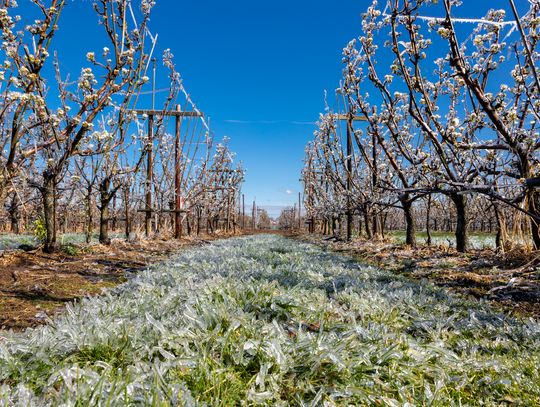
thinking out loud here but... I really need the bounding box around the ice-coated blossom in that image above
[437,27,451,38]
[140,0,155,15]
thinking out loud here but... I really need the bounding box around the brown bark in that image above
[43,170,58,253]
[99,178,113,245]
[401,195,416,247]
[450,193,469,253]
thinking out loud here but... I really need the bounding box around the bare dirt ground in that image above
[0,234,236,331]
[298,234,540,318]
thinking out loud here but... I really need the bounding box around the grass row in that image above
[1,235,539,405]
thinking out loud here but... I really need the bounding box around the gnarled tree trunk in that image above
[8,193,20,234]
[99,178,113,245]
[42,170,58,253]
[85,185,93,244]
[450,193,469,253]
[527,189,540,250]
[400,194,416,247]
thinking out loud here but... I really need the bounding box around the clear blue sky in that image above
[146,0,370,216]
[20,0,529,217]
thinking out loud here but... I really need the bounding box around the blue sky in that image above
[145,0,370,215]
[20,0,530,217]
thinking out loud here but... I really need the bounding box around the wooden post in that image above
[242,194,245,229]
[174,104,182,239]
[124,187,131,240]
[336,114,366,240]
[252,200,256,229]
[298,192,302,231]
[145,114,154,237]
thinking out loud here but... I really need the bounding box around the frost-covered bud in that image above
[437,28,450,39]
[506,108,518,122]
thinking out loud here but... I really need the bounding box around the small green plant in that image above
[33,219,47,243]
[61,243,80,256]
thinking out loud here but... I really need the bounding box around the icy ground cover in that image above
[0,234,39,251]
[0,233,126,251]
[1,235,539,405]
[58,233,124,246]
[391,231,496,250]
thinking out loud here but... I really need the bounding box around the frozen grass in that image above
[0,234,39,250]
[1,235,539,405]
[0,233,125,251]
[390,230,496,250]
[59,233,124,246]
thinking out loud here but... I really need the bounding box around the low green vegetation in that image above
[0,234,39,251]
[1,235,539,405]
[389,230,496,250]
[0,232,126,252]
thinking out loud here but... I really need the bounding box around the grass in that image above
[389,230,496,249]
[1,235,539,405]
[0,233,126,252]
[0,234,39,251]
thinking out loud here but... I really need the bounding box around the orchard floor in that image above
[1,234,539,405]
[299,233,540,318]
[0,234,237,331]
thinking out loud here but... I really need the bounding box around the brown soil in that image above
[297,234,540,318]
[0,233,235,331]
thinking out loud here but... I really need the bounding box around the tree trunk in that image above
[99,178,112,245]
[426,194,432,246]
[363,206,372,239]
[494,203,503,251]
[372,213,381,238]
[43,171,58,253]
[527,189,540,250]
[450,193,469,253]
[8,194,20,234]
[112,194,117,231]
[85,186,93,244]
[401,195,416,247]
[123,187,131,240]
